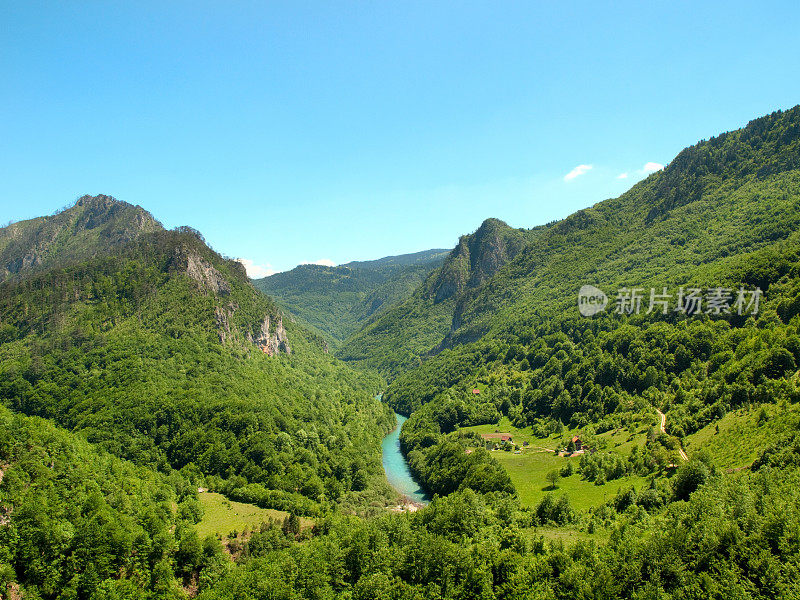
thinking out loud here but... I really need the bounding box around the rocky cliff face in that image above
[215,307,292,355]
[427,218,529,303]
[163,230,291,356]
[250,314,291,355]
[181,249,232,296]
[214,303,238,344]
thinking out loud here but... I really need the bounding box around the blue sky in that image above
[2,2,799,275]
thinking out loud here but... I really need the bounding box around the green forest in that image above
[252,249,447,349]
[0,211,396,519]
[2,107,800,598]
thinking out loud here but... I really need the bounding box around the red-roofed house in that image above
[481,433,512,442]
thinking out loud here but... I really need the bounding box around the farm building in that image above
[481,433,513,442]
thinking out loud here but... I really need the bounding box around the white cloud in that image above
[301,258,336,267]
[641,162,664,174]
[616,172,629,179]
[564,164,593,181]
[237,258,276,279]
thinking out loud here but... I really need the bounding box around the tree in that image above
[176,526,203,577]
[282,513,300,538]
[673,460,709,501]
[545,469,561,490]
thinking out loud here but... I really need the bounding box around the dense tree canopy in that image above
[0,226,394,518]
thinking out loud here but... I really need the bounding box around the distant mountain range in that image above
[338,217,543,375]
[253,248,448,347]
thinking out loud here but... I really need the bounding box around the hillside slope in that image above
[338,218,542,376]
[0,405,206,597]
[342,108,800,388]
[253,248,447,347]
[0,196,393,519]
[346,107,800,499]
[0,194,163,283]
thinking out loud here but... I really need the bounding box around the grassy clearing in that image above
[494,450,648,511]
[528,526,610,546]
[463,417,555,449]
[197,492,311,539]
[462,417,652,511]
[685,401,800,470]
[462,401,796,508]
[463,415,657,452]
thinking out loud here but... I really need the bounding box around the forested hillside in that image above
[342,108,800,385]
[253,249,447,347]
[2,106,800,599]
[371,106,800,499]
[0,198,394,522]
[0,406,215,597]
[200,446,800,599]
[339,218,540,376]
[190,105,800,600]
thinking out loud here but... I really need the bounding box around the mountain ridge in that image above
[340,106,800,378]
[337,218,544,375]
[0,197,393,523]
[0,194,163,283]
[253,247,448,347]
[3,106,800,599]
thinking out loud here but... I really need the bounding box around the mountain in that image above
[4,107,800,599]
[338,218,541,375]
[0,196,393,522]
[343,248,450,271]
[359,106,800,500]
[424,217,532,304]
[0,194,163,283]
[253,248,448,347]
[342,107,800,381]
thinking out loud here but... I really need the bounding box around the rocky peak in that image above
[0,194,163,283]
[75,193,117,211]
[72,194,160,235]
[428,218,529,303]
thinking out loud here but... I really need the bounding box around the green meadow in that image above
[530,525,610,546]
[197,492,312,540]
[462,416,656,510]
[493,451,648,511]
[685,401,800,470]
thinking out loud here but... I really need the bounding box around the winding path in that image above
[655,408,689,462]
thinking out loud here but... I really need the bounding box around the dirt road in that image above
[655,408,689,461]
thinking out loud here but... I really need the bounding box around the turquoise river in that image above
[381,412,430,505]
